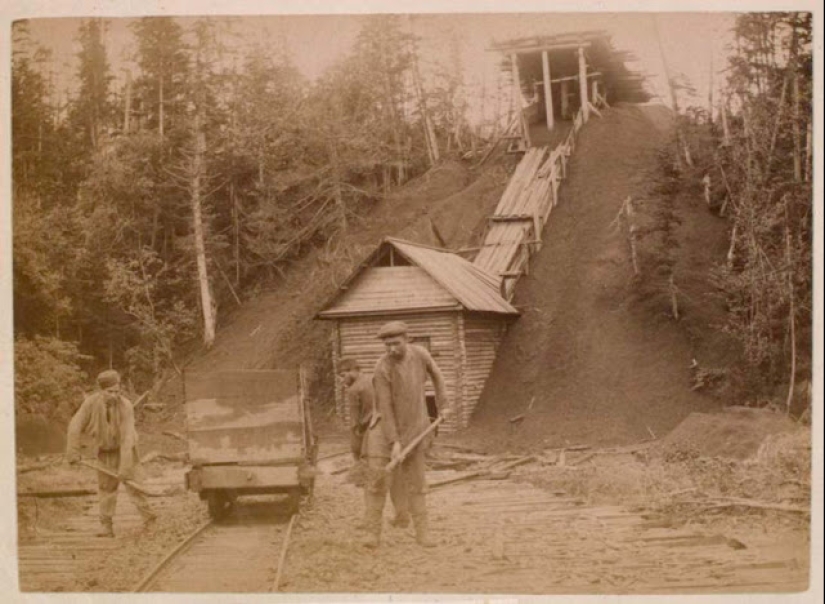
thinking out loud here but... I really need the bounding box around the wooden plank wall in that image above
[461,316,508,422]
[333,312,463,432]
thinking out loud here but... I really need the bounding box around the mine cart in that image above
[183,369,317,519]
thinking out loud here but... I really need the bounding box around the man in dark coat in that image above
[366,321,452,548]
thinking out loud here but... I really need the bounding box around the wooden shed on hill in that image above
[316,238,519,432]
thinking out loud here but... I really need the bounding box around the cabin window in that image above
[374,247,412,267]
[426,395,439,422]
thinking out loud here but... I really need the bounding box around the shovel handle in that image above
[78,460,152,496]
[385,416,444,473]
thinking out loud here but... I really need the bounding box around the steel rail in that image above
[270,513,297,592]
[132,519,213,592]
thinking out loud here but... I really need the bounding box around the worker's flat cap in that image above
[97,370,121,389]
[377,321,409,339]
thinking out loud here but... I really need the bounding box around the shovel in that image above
[78,460,172,497]
[351,416,444,487]
[386,415,444,473]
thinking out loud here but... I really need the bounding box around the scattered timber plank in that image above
[569,452,596,466]
[317,449,351,462]
[17,460,60,474]
[162,430,187,443]
[18,488,96,498]
[685,499,811,515]
[430,456,536,489]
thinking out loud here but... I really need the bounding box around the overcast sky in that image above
[22,11,737,120]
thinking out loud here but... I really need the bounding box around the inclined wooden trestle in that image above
[472,106,587,300]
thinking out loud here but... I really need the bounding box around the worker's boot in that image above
[410,495,435,548]
[389,511,411,529]
[362,493,385,549]
[354,490,369,531]
[388,472,410,529]
[96,516,114,538]
[141,510,158,530]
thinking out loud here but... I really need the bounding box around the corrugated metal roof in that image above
[388,239,519,316]
[318,238,519,318]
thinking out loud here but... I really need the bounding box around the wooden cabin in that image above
[316,238,520,432]
[491,30,650,150]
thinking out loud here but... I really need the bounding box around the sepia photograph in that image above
[2,1,822,598]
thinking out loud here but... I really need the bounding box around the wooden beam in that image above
[489,215,535,223]
[549,72,602,84]
[542,50,554,132]
[578,46,590,122]
[488,41,593,54]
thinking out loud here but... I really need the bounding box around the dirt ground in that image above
[16,424,811,594]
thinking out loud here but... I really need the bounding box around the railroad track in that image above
[133,500,298,593]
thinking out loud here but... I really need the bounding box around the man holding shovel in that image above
[364,321,452,549]
[65,370,157,537]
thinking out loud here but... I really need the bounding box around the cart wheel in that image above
[206,491,234,520]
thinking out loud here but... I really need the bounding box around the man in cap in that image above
[339,357,409,532]
[339,358,373,462]
[65,370,156,537]
[364,320,452,548]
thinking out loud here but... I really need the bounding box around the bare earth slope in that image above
[465,104,719,451]
[185,160,510,388]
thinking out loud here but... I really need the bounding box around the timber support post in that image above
[542,50,554,132]
[578,46,590,122]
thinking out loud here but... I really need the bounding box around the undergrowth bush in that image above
[14,335,91,417]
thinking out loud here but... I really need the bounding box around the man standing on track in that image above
[65,370,156,537]
[339,357,409,532]
[364,320,452,549]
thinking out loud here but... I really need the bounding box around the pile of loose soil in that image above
[463,104,724,453]
[656,406,800,460]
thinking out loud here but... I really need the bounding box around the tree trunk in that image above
[158,64,165,139]
[191,113,216,349]
[231,180,240,286]
[654,15,684,166]
[124,69,132,134]
[707,45,714,125]
[720,95,731,146]
[329,136,347,230]
[790,13,802,182]
[408,26,439,165]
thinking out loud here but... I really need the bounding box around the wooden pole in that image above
[511,53,530,146]
[542,50,554,132]
[123,69,132,133]
[561,80,570,120]
[578,46,589,122]
[720,96,731,146]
